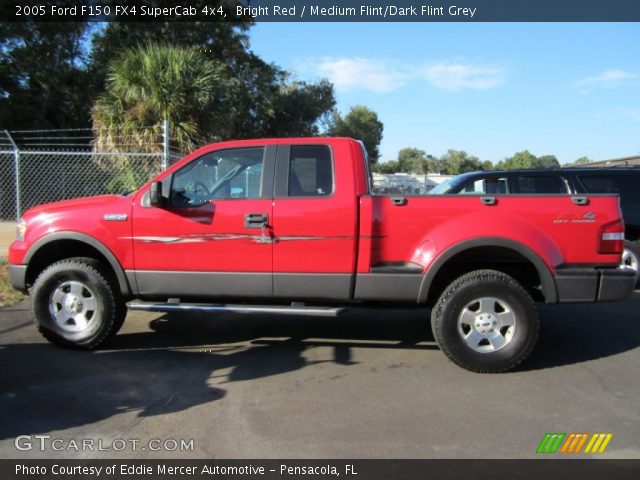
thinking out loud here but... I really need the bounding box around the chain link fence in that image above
[0,126,187,221]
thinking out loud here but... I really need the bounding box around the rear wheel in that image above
[431,269,539,373]
[31,258,125,348]
[621,241,640,288]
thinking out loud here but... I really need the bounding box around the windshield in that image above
[429,177,459,194]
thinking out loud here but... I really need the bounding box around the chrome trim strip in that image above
[126,302,345,317]
[126,234,358,244]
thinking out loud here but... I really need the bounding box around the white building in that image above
[372,173,454,195]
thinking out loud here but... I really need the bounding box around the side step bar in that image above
[126,301,346,317]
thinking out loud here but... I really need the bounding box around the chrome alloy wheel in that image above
[621,248,639,273]
[49,280,97,333]
[457,297,516,353]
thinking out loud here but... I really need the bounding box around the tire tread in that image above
[431,269,539,373]
[32,257,125,349]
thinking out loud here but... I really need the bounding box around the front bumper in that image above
[554,267,636,303]
[8,264,27,293]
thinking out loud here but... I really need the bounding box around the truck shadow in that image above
[0,308,434,440]
[1,295,638,439]
[523,292,640,371]
[112,297,640,374]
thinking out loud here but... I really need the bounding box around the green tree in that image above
[503,150,537,169]
[398,148,427,174]
[265,79,335,137]
[536,155,560,168]
[371,160,400,174]
[439,150,482,174]
[88,5,338,139]
[573,156,591,165]
[89,1,254,92]
[0,6,335,138]
[92,44,224,152]
[503,151,560,169]
[92,44,336,149]
[0,21,93,129]
[426,155,444,174]
[329,105,384,163]
[481,160,494,171]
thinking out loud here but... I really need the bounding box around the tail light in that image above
[598,219,625,254]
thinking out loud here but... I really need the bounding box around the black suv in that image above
[430,167,640,284]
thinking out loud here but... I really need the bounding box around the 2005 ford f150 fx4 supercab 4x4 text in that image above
[7,138,636,372]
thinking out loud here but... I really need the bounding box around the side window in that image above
[517,175,567,194]
[288,145,333,197]
[170,147,264,207]
[577,175,622,194]
[460,177,508,194]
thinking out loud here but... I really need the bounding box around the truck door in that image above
[131,145,276,298]
[271,142,358,300]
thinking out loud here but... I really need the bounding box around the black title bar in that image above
[2,460,640,480]
[3,0,640,22]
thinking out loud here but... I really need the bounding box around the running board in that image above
[126,301,346,317]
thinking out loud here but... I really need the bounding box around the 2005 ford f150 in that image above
[7,137,636,372]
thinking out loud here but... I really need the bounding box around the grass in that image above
[0,260,25,307]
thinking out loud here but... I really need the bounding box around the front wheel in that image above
[31,258,125,348]
[431,269,540,373]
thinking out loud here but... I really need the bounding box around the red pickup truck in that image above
[7,137,636,372]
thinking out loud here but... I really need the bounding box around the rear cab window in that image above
[288,145,334,197]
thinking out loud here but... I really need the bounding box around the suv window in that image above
[517,175,567,194]
[577,174,631,195]
[288,145,333,197]
[460,177,508,194]
[170,147,264,207]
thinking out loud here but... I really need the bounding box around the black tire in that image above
[31,258,126,348]
[431,269,540,373]
[622,241,640,289]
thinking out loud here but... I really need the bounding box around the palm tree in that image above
[92,44,226,154]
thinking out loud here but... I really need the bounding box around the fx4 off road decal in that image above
[553,212,596,224]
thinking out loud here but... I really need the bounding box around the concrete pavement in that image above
[1,295,639,459]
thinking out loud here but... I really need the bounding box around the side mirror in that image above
[149,181,163,207]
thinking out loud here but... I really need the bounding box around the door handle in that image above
[481,196,496,206]
[244,213,268,229]
[244,213,273,243]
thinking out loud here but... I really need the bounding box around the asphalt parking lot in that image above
[0,294,639,459]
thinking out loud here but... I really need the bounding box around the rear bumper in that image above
[8,264,27,293]
[554,267,636,303]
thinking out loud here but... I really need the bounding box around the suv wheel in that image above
[431,269,540,373]
[31,258,125,348]
[622,241,640,288]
